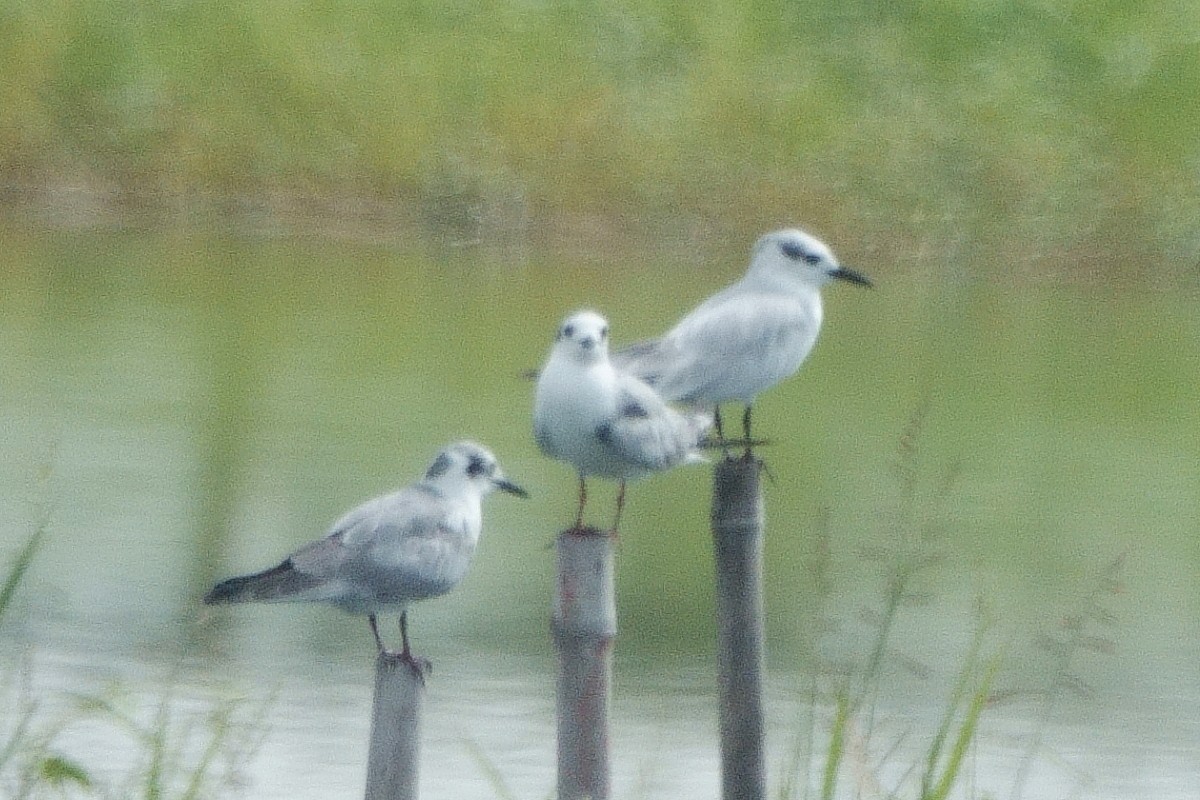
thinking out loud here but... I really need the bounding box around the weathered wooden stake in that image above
[712,457,767,800]
[553,527,616,800]
[364,654,425,800]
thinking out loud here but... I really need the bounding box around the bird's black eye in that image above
[803,252,821,264]
[600,325,609,338]
[563,324,575,338]
[466,456,489,478]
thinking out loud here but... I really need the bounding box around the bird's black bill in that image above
[495,479,529,498]
[831,267,872,287]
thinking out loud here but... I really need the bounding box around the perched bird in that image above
[204,441,527,670]
[614,228,871,448]
[534,309,711,532]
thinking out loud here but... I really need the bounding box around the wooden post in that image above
[553,527,616,800]
[712,457,767,800]
[364,654,425,800]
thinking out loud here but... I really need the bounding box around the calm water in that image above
[2,225,1198,798]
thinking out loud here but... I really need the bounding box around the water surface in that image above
[2,226,1197,798]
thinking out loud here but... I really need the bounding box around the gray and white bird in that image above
[204,441,527,668]
[614,228,871,448]
[534,310,710,532]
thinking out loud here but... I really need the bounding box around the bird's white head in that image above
[749,228,872,290]
[423,441,528,499]
[552,310,611,365]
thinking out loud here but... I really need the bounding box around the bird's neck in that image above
[573,351,608,369]
[424,480,482,504]
[577,357,617,386]
[745,263,822,297]
[544,353,619,412]
[550,348,610,375]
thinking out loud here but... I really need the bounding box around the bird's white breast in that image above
[534,354,626,476]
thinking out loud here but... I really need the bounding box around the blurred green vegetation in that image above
[1,526,267,800]
[1,0,1198,273]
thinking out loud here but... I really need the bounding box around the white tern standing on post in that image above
[534,309,711,533]
[204,441,527,672]
[614,228,871,448]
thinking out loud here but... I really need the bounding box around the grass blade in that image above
[820,691,850,800]
[923,657,1000,800]
[461,737,519,800]
[0,524,47,625]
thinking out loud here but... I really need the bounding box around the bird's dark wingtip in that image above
[203,576,246,605]
[203,558,306,605]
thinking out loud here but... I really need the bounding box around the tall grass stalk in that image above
[0,525,47,626]
[2,522,268,799]
[819,692,849,800]
[779,514,832,800]
[918,653,1000,800]
[777,670,820,800]
[461,738,521,800]
[1008,553,1126,800]
[790,405,1127,800]
[788,407,1001,800]
[919,622,993,796]
[71,686,271,800]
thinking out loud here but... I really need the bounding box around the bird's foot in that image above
[548,522,611,548]
[379,648,432,683]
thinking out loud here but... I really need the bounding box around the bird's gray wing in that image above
[610,282,757,386]
[329,487,476,602]
[203,530,350,605]
[203,487,469,607]
[610,337,669,385]
[594,376,709,471]
[623,294,816,403]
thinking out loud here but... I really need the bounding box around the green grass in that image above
[1008,552,1128,799]
[1,526,270,800]
[2,0,1197,270]
[0,524,45,629]
[780,409,1127,800]
[782,407,1003,800]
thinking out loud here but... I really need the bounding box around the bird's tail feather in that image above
[203,559,322,605]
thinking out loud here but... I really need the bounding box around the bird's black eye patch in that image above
[780,240,806,260]
[466,456,489,478]
[563,324,575,339]
[425,453,453,480]
[782,239,824,265]
[600,325,609,338]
